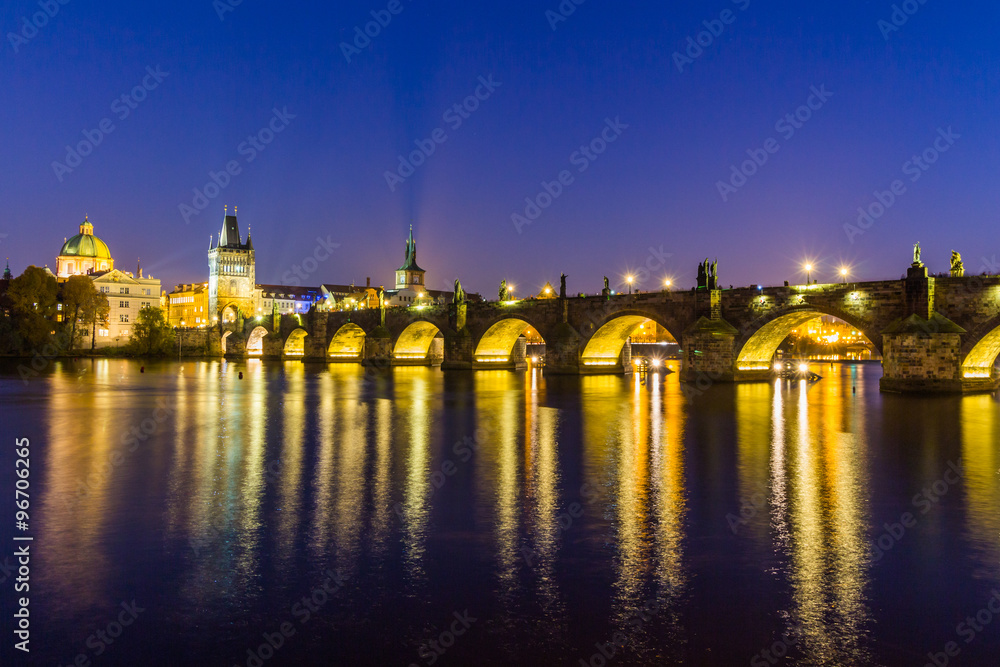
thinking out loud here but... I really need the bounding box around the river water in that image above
[1,359,998,666]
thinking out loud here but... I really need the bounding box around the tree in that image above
[6,266,58,352]
[60,275,108,351]
[129,306,175,356]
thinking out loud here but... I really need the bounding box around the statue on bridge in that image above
[913,242,922,266]
[499,279,509,302]
[453,279,466,305]
[377,288,386,326]
[560,273,567,298]
[698,258,719,289]
[602,276,611,299]
[950,250,965,277]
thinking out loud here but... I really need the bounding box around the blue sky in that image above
[3,0,999,295]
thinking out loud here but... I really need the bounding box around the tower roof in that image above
[397,225,425,272]
[216,210,252,250]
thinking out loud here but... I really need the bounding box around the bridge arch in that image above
[961,314,1000,379]
[473,317,545,363]
[581,311,677,367]
[735,306,879,370]
[221,304,239,323]
[393,321,442,360]
[328,323,366,360]
[221,330,232,354]
[284,328,308,357]
[246,326,268,356]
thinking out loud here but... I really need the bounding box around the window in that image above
[143,289,151,295]
[57,304,62,311]
[120,314,129,323]
[121,329,129,336]
[98,329,109,337]
[120,287,129,294]
[120,301,127,308]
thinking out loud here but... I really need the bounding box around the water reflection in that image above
[961,395,1000,583]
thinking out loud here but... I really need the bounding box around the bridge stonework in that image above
[198,270,1000,394]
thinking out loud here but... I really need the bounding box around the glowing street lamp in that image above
[663,278,672,290]
[840,267,849,283]
[626,275,634,295]
[803,263,813,284]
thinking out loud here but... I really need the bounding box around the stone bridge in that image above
[210,265,1000,393]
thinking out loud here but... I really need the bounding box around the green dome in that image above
[60,217,112,259]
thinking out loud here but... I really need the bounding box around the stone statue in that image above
[453,279,465,305]
[950,250,964,277]
[560,273,567,298]
[711,259,718,281]
[499,279,509,302]
[377,288,386,326]
[913,242,922,265]
[603,276,609,291]
[697,262,706,286]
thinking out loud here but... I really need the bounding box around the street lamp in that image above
[627,275,634,295]
[804,263,813,284]
[840,267,849,283]
[663,278,672,290]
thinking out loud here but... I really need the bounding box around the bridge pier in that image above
[680,317,738,383]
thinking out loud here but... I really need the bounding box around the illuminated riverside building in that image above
[208,210,256,322]
[167,283,209,328]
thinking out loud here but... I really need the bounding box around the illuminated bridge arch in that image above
[393,321,442,361]
[581,312,675,368]
[736,307,879,370]
[284,328,308,357]
[328,323,366,361]
[246,326,269,356]
[221,330,232,354]
[961,315,1000,379]
[473,317,544,364]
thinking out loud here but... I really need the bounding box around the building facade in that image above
[82,269,161,347]
[208,211,256,322]
[166,282,210,328]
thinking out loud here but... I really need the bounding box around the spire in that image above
[137,258,142,279]
[219,208,241,248]
[3,258,11,281]
[397,224,425,272]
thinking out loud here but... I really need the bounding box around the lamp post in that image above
[627,275,634,295]
[663,278,672,291]
[804,263,813,285]
[840,267,849,283]
[178,320,185,359]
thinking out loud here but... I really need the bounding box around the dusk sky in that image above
[4,0,999,295]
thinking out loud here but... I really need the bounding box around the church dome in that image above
[60,216,113,259]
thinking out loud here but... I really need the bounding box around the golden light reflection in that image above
[960,395,1000,582]
[399,368,432,585]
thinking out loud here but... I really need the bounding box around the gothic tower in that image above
[395,225,425,290]
[208,209,256,322]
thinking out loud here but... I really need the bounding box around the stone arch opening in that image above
[581,314,676,367]
[221,330,232,354]
[393,321,442,360]
[284,329,308,357]
[222,304,239,323]
[246,326,268,356]
[474,318,545,364]
[328,323,366,360]
[962,324,1000,379]
[736,310,878,370]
